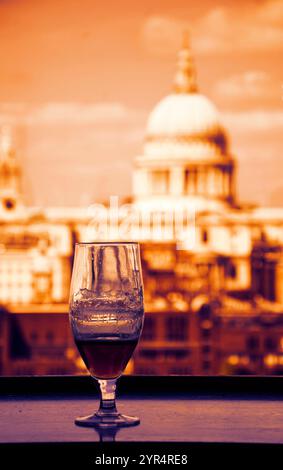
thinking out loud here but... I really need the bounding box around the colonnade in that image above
[133,164,234,200]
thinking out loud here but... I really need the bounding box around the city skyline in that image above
[0,0,282,208]
[0,1,283,377]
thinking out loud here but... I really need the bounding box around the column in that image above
[132,168,148,197]
[170,166,184,196]
[193,169,198,194]
[207,168,215,196]
[276,260,283,304]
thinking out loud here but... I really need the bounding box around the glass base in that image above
[75,412,140,428]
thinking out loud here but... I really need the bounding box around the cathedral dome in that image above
[144,92,228,161]
[143,37,229,161]
[146,92,227,152]
[147,92,221,136]
[133,35,236,213]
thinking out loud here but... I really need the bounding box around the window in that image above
[30,331,38,343]
[201,328,212,339]
[14,368,35,376]
[142,317,156,341]
[226,261,237,279]
[47,368,69,375]
[169,367,192,375]
[139,350,158,360]
[264,337,277,352]
[164,350,189,360]
[3,198,15,210]
[201,229,208,243]
[134,366,157,375]
[202,345,211,354]
[46,331,54,344]
[202,360,211,372]
[165,317,188,341]
[247,336,260,351]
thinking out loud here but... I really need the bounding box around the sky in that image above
[0,0,282,207]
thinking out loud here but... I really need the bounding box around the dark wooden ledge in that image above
[1,374,283,397]
[1,375,283,466]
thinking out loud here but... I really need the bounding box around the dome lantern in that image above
[173,32,198,94]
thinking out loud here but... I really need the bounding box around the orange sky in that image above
[0,0,282,206]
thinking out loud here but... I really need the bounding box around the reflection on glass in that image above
[93,424,120,442]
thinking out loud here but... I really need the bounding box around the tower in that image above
[0,126,23,212]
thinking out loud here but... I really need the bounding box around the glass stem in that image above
[97,379,118,416]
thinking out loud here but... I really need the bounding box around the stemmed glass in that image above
[69,242,144,427]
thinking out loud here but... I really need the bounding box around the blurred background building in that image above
[0,40,283,376]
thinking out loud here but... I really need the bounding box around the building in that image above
[0,38,283,375]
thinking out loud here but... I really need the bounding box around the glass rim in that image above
[75,241,139,246]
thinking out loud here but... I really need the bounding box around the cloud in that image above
[0,102,147,206]
[257,0,283,24]
[194,0,283,54]
[141,16,186,56]
[26,103,131,125]
[214,71,280,101]
[222,109,283,133]
[22,102,144,126]
[141,1,283,56]
[0,101,147,128]
[28,103,144,124]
